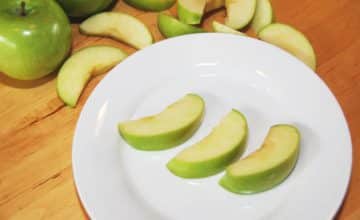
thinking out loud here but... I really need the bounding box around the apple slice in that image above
[124,0,176,11]
[205,0,225,12]
[118,94,205,151]
[251,0,274,34]
[167,109,248,178]
[178,0,224,25]
[225,0,257,29]
[80,12,153,49]
[158,14,205,38]
[220,124,300,194]
[212,21,246,36]
[177,0,207,25]
[258,23,317,70]
[57,46,128,107]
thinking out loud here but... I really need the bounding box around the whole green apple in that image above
[56,0,114,18]
[0,0,72,80]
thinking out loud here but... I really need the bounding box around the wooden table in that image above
[0,0,359,219]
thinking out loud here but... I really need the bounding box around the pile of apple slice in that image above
[118,94,300,194]
[0,1,317,109]
[157,0,316,70]
[53,0,316,108]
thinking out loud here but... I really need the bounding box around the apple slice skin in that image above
[167,146,243,178]
[124,0,176,11]
[177,0,206,25]
[119,118,203,151]
[177,3,203,25]
[251,0,274,34]
[118,94,205,151]
[57,46,127,107]
[80,12,153,49]
[220,124,300,194]
[225,0,257,30]
[212,21,247,36]
[167,110,248,178]
[158,14,205,38]
[178,0,224,25]
[220,151,298,194]
[258,23,316,70]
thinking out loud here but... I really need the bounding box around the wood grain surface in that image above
[0,0,359,219]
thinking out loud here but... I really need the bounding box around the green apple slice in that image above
[205,0,225,12]
[57,46,127,107]
[158,14,205,38]
[220,124,300,194]
[177,0,207,25]
[118,94,205,151]
[124,0,176,11]
[251,0,273,34]
[177,0,225,25]
[225,0,256,29]
[258,23,316,70]
[167,109,248,178]
[212,21,246,36]
[80,12,153,49]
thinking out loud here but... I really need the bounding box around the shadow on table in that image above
[0,72,56,89]
[75,190,91,220]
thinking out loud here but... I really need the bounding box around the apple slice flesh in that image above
[258,23,316,70]
[124,0,176,11]
[178,0,207,25]
[251,0,273,34]
[167,109,248,178]
[118,94,205,151]
[158,14,205,38]
[220,124,300,194]
[225,0,256,29]
[57,46,127,107]
[80,12,153,49]
[212,21,246,36]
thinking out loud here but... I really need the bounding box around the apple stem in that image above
[20,1,26,16]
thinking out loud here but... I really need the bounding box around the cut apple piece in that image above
[167,109,248,178]
[251,0,273,34]
[118,94,205,151]
[124,0,176,11]
[220,124,300,194]
[178,0,207,25]
[205,0,225,12]
[225,0,256,29]
[258,23,316,70]
[57,46,128,107]
[212,21,246,36]
[80,12,153,49]
[158,14,205,38]
[178,0,225,24]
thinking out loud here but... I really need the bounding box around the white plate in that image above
[72,34,352,220]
